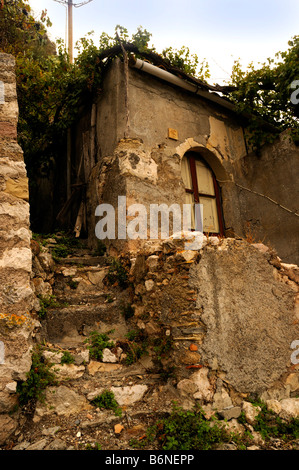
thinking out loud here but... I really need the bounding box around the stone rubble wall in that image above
[0,53,37,444]
[129,235,299,416]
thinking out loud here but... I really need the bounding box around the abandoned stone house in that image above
[1,51,299,447]
[50,52,298,264]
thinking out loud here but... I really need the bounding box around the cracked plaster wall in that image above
[83,60,297,263]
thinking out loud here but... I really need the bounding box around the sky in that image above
[28,0,299,84]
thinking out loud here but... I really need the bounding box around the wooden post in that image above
[68,0,73,63]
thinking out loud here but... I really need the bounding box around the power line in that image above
[53,0,94,62]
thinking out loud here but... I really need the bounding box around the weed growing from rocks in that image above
[249,400,299,442]
[67,278,79,290]
[33,232,85,261]
[85,442,102,450]
[37,294,68,319]
[106,258,129,288]
[123,329,148,365]
[91,390,122,417]
[131,403,231,450]
[84,330,115,361]
[93,240,107,256]
[61,351,75,365]
[16,347,57,407]
[120,301,135,319]
[152,333,173,361]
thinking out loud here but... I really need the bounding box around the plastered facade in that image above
[72,59,298,263]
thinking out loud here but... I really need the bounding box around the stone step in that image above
[55,256,108,267]
[38,302,129,348]
[52,291,114,306]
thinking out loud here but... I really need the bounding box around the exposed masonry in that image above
[0,53,38,444]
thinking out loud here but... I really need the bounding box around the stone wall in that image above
[232,131,299,264]
[0,53,37,445]
[130,235,299,408]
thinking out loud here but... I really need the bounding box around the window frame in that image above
[183,152,224,236]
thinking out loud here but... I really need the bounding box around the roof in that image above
[96,42,279,133]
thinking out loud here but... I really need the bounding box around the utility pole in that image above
[53,0,94,63]
[68,0,73,63]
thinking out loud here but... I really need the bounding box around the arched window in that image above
[181,151,224,235]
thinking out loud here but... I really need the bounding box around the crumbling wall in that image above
[130,236,299,410]
[84,61,298,265]
[0,53,37,445]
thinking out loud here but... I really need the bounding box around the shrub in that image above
[91,390,122,417]
[84,330,115,360]
[17,348,57,406]
[61,351,75,364]
[106,258,128,288]
[141,404,230,450]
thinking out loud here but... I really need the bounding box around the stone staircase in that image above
[33,237,131,347]
[39,263,129,349]
[4,235,298,451]
[13,237,176,450]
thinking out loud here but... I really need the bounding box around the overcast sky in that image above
[28,0,299,84]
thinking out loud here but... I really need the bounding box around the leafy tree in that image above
[228,36,299,148]
[162,45,210,79]
[0,0,55,58]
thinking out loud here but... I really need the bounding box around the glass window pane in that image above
[195,160,215,196]
[199,196,220,233]
[181,157,192,190]
[184,192,195,230]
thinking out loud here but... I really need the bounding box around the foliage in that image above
[84,330,115,360]
[136,404,230,450]
[120,301,135,320]
[85,442,102,450]
[37,294,68,319]
[248,400,299,441]
[2,10,212,189]
[228,36,299,149]
[0,0,54,58]
[61,350,75,365]
[91,390,122,417]
[4,0,298,190]
[106,258,129,288]
[162,45,210,80]
[17,347,57,406]
[123,329,148,365]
